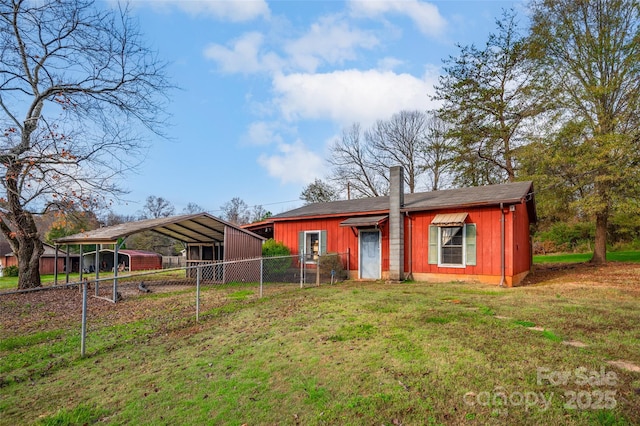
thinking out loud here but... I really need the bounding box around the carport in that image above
[54,212,265,302]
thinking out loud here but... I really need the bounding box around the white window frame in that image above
[438,225,466,268]
[303,230,321,264]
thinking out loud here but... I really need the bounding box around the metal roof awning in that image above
[53,212,264,245]
[339,215,388,228]
[431,212,468,226]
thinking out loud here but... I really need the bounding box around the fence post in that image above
[259,257,263,298]
[346,248,350,278]
[300,252,304,288]
[81,278,87,357]
[196,266,201,323]
[316,254,320,286]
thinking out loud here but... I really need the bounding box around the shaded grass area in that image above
[1,278,639,425]
[0,269,189,291]
[534,250,640,264]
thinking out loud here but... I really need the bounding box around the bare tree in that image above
[328,123,388,198]
[0,0,171,288]
[250,205,271,223]
[366,110,430,193]
[423,111,454,191]
[140,196,175,219]
[221,197,250,225]
[300,178,340,204]
[182,202,206,215]
[328,111,449,197]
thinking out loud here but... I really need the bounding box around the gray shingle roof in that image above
[272,181,535,221]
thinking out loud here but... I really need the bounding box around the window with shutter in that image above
[429,223,477,268]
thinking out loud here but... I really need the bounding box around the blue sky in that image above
[116,0,525,217]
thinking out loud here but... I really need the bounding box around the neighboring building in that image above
[4,243,79,275]
[81,249,163,272]
[269,167,536,286]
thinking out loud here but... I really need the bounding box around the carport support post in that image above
[54,244,59,286]
[65,247,70,284]
[94,246,100,280]
[79,245,84,283]
[112,246,117,302]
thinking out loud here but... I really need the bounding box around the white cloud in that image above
[349,0,447,37]
[285,15,379,72]
[203,32,282,74]
[146,0,270,22]
[377,57,405,71]
[272,69,440,127]
[243,121,284,146]
[258,141,324,184]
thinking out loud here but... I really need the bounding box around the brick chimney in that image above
[389,166,404,281]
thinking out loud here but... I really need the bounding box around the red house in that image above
[269,167,536,286]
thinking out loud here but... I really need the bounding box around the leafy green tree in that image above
[529,0,640,263]
[45,209,99,253]
[435,9,550,185]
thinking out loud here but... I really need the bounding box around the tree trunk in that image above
[591,211,608,264]
[17,235,43,289]
[2,162,45,289]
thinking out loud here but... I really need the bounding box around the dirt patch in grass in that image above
[0,281,285,336]
[522,262,640,292]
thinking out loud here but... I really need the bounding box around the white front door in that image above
[359,230,381,279]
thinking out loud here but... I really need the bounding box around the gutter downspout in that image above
[499,203,505,288]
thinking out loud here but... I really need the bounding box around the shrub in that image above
[3,265,18,277]
[319,253,348,281]
[534,222,595,253]
[262,239,292,275]
[262,239,290,257]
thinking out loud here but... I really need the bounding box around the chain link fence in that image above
[43,252,349,301]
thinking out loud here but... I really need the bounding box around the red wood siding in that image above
[128,254,162,271]
[274,202,533,284]
[4,256,66,275]
[511,202,533,276]
[273,216,389,273]
[406,206,504,277]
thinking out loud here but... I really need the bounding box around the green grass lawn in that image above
[1,274,638,425]
[534,250,640,264]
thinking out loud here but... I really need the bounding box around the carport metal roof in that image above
[54,212,263,245]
